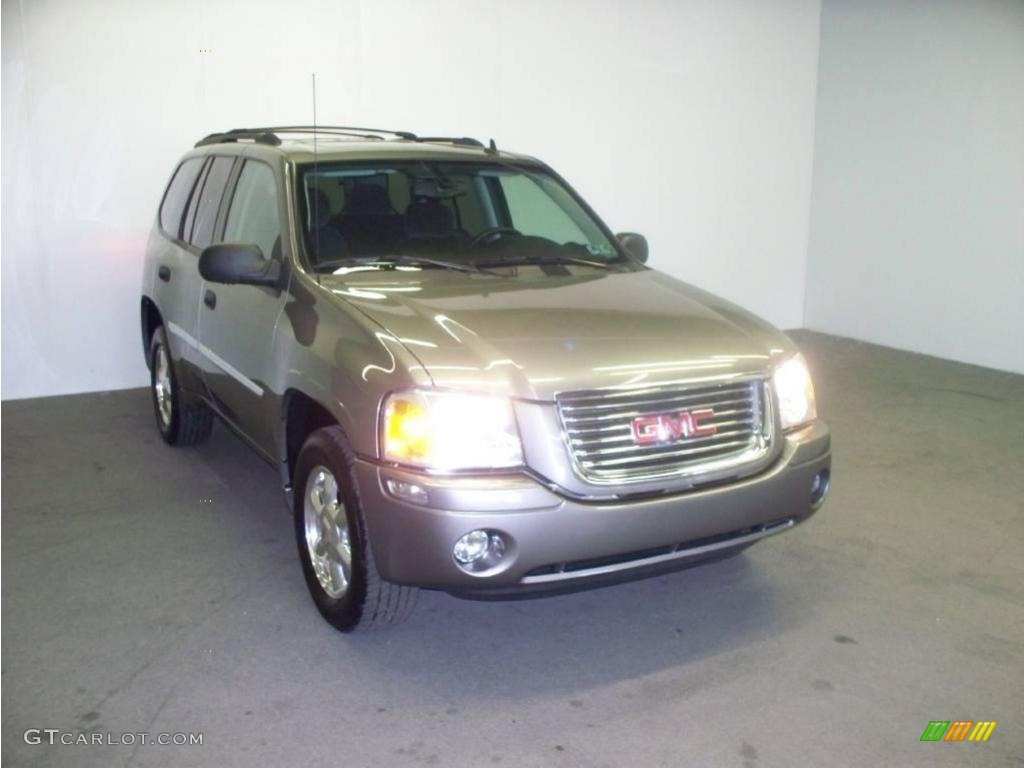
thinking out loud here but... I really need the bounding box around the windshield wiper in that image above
[470,253,613,269]
[315,254,502,276]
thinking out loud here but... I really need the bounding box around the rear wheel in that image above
[149,326,213,446]
[293,426,418,632]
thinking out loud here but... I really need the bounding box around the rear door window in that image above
[159,157,204,239]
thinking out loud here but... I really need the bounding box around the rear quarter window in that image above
[159,157,204,239]
[188,156,235,249]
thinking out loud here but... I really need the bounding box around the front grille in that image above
[555,378,772,484]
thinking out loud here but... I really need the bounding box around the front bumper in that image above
[356,421,830,597]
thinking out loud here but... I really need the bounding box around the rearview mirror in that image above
[616,232,648,264]
[199,243,281,288]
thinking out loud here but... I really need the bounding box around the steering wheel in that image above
[470,226,521,247]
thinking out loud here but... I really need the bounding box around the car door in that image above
[196,156,289,457]
[150,155,209,394]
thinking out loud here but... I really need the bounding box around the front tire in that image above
[293,426,418,632]
[149,326,213,446]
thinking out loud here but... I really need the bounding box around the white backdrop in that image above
[806,0,1024,374]
[1,0,822,400]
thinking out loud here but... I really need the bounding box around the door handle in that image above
[204,289,217,310]
[158,265,171,282]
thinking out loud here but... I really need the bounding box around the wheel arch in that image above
[141,296,163,368]
[279,388,357,503]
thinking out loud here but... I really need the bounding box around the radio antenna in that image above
[312,73,321,284]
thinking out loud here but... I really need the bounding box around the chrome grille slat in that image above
[559,387,753,412]
[569,409,753,444]
[555,379,752,404]
[561,396,752,425]
[567,405,754,430]
[578,438,751,467]
[555,378,772,484]
[571,422,755,454]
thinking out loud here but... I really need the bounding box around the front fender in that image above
[270,271,430,463]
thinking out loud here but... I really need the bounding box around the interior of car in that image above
[301,162,610,267]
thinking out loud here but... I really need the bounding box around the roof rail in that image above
[194,129,282,148]
[415,136,485,148]
[194,126,499,152]
[194,125,420,148]
[253,125,419,140]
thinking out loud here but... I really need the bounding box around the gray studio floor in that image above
[2,331,1022,768]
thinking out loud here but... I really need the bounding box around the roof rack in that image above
[194,125,419,148]
[194,126,498,153]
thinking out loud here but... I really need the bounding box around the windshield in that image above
[297,160,621,271]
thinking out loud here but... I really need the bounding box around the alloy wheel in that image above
[153,343,173,428]
[303,466,352,599]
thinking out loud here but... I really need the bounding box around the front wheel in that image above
[293,426,418,632]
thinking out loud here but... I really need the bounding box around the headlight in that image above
[773,353,817,430]
[381,389,523,470]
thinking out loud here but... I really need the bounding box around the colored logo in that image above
[631,409,717,445]
[920,721,997,742]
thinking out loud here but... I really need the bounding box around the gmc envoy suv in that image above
[141,126,831,632]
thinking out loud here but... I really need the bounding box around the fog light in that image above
[452,529,508,574]
[453,530,490,564]
[810,470,830,508]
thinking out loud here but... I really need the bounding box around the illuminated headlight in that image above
[381,389,523,470]
[773,353,817,430]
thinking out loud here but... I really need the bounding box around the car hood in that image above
[320,266,795,400]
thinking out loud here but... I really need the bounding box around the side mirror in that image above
[616,232,648,264]
[199,243,281,288]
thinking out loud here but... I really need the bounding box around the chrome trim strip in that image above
[520,518,794,584]
[167,321,264,397]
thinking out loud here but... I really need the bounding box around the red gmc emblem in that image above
[631,409,717,445]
